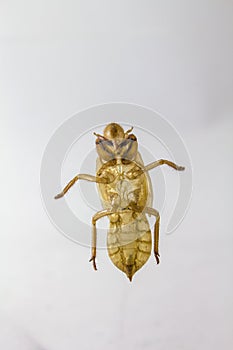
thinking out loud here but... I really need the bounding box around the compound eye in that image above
[95,137,102,145]
[127,134,137,141]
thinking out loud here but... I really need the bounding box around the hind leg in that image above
[144,207,160,264]
[130,204,160,265]
[90,209,114,270]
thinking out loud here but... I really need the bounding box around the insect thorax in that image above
[97,158,149,211]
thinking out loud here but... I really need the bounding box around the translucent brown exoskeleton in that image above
[55,123,185,281]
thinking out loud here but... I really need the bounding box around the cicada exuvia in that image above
[55,123,185,281]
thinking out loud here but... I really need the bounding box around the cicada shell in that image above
[55,123,185,281]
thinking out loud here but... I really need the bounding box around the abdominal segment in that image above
[107,213,152,281]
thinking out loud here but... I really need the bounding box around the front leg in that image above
[54,173,109,199]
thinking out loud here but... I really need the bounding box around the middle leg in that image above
[144,159,185,172]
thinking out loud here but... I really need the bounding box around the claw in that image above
[89,256,97,270]
[54,192,64,199]
[155,253,160,264]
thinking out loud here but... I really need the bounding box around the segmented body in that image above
[55,122,185,281]
[97,157,152,280]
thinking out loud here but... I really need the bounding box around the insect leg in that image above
[90,209,114,271]
[144,207,160,264]
[54,174,109,199]
[144,159,185,172]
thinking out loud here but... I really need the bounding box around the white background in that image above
[0,1,233,349]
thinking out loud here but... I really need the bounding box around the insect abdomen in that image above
[107,213,152,281]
